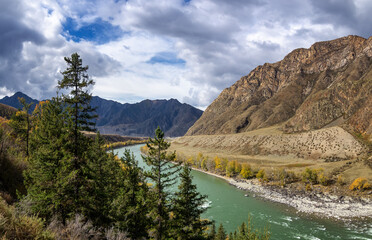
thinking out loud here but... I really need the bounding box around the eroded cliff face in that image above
[186,35,372,136]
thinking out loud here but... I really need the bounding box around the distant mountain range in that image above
[0,93,203,137]
[90,96,202,137]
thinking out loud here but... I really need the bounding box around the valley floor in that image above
[170,125,372,219]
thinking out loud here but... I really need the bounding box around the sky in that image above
[0,0,371,110]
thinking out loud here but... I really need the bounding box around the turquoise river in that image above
[116,145,372,239]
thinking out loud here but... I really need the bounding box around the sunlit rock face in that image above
[186,35,372,137]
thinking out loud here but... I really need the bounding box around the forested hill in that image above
[91,96,203,137]
[0,92,203,137]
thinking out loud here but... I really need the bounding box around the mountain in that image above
[0,93,202,137]
[91,96,203,137]
[186,35,372,137]
[0,92,39,113]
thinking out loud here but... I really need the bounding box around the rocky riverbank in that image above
[191,168,372,220]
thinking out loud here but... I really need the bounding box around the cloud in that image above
[0,0,371,109]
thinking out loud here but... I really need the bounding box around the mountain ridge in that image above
[186,35,372,137]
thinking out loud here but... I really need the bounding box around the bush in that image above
[302,168,320,184]
[240,163,253,179]
[256,169,267,182]
[305,184,312,192]
[0,197,53,240]
[318,173,331,186]
[270,168,298,186]
[336,175,346,186]
[349,178,371,191]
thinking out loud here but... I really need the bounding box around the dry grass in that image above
[170,125,372,185]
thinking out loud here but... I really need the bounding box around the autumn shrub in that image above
[318,172,331,186]
[214,156,228,174]
[336,175,346,186]
[226,160,242,177]
[270,168,298,186]
[349,178,371,191]
[0,197,53,240]
[256,169,267,182]
[302,168,320,184]
[48,215,102,240]
[240,163,254,179]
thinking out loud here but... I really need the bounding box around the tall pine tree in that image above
[143,127,180,240]
[173,163,211,239]
[57,52,96,216]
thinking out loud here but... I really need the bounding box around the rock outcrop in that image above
[186,35,372,137]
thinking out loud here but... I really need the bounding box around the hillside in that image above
[186,35,372,137]
[91,96,203,137]
[0,103,17,119]
[173,35,372,186]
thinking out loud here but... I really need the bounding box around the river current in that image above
[115,145,372,239]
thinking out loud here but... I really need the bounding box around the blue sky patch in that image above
[146,52,186,66]
[62,17,125,44]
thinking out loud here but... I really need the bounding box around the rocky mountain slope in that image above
[186,35,372,137]
[91,96,202,137]
[0,93,202,137]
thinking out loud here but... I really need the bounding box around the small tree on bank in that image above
[143,127,180,240]
[173,163,211,239]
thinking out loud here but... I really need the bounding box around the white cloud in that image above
[0,0,371,109]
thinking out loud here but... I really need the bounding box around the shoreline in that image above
[191,167,372,220]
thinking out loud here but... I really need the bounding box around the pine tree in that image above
[9,97,33,159]
[228,232,233,240]
[173,164,211,239]
[143,127,180,240]
[57,52,97,216]
[208,223,216,240]
[111,149,150,239]
[83,132,120,227]
[24,97,72,222]
[215,224,226,240]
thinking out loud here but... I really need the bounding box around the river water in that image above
[116,145,372,239]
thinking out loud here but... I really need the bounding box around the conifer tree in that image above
[9,97,33,159]
[57,52,96,216]
[84,132,120,227]
[24,97,72,222]
[143,126,180,240]
[215,224,226,240]
[173,163,211,239]
[112,149,150,239]
[208,223,216,240]
[228,232,233,240]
